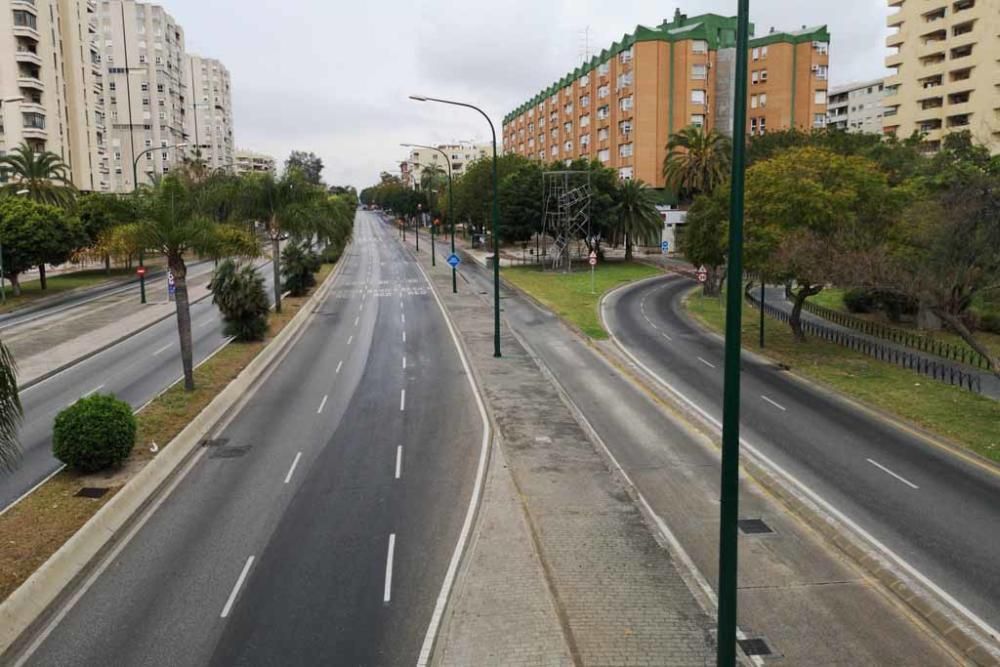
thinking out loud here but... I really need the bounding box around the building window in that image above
[580,95,590,107]
[761,46,768,58]
[619,96,633,111]
[760,69,768,82]
[619,120,632,135]
[580,134,590,147]
[692,64,707,80]
[598,62,609,76]
[619,47,633,63]
[551,145,558,156]
[618,166,634,180]
[813,65,828,80]
[618,143,633,157]
[563,122,572,133]
[760,117,766,134]
[692,40,708,54]
[597,127,609,141]
[813,114,826,128]
[750,94,758,109]
[597,105,609,120]
[752,47,759,61]
[597,148,610,163]
[579,74,589,87]
[598,84,610,99]
[564,103,573,114]
[814,90,827,104]
[751,71,759,84]
[691,89,706,105]
[759,93,767,107]
[813,41,829,55]
[580,114,590,127]
[750,117,758,134]
[12,11,37,29]
[690,114,705,128]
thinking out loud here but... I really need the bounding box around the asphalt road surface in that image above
[605,275,1000,634]
[19,212,483,666]
[0,260,269,510]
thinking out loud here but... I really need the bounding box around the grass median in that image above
[0,262,334,603]
[504,261,661,339]
[686,289,1000,464]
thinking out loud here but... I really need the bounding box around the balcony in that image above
[17,76,44,91]
[886,31,905,48]
[13,23,40,40]
[885,52,903,68]
[886,11,903,27]
[22,126,46,140]
[15,50,41,67]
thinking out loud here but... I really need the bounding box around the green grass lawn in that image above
[504,261,661,339]
[686,290,1000,463]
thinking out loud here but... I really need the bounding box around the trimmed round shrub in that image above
[53,394,137,472]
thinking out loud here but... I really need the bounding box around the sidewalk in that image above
[402,233,717,665]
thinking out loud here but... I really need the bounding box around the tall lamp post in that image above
[409,94,500,358]
[716,2,751,666]
[132,142,188,304]
[402,143,455,291]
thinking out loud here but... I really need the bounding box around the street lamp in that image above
[402,143,456,292]
[132,142,188,304]
[409,94,501,358]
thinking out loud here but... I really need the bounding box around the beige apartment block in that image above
[234,148,275,175]
[402,143,490,188]
[98,0,188,191]
[184,53,234,170]
[0,0,109,191]
[883,0,1000,152]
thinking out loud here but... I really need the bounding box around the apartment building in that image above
[502,10,829,187]
[234,148,275,175]
[883,0,999,152]
[402,142,490,188]
[98,0,188,190]
[0,0,109,191]
[184,54,234,170]
[827,78,886,132]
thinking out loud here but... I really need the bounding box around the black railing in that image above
[800,299,991,370]
[747,294,982,394]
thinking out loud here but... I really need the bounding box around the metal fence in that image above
[747,294,983,394]
[800,299,991,370]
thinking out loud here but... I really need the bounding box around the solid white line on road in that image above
[867,458,919,489]
[153,343,173,356]
[395,446,402,479]
[347,335,354,345]
[400,388,406,411]
[220,555,255,618]
[354,316,360,327]
[336,360,343,374]
[383,534,396,603]
[317,394,328,414]
[760,395,787,412]
[697,356,716,369]
[283,452,302,484]
[402,356,406,370]
[82,384,105,398]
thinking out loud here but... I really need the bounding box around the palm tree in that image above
[0,143,77,207]
[0,339,23,472]
[135,174,258,390]
[237,170,328,313]
[615,178,663,261]
[662,126,731,202]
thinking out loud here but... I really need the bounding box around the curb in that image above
[0,252,347,660]
[598,278,1000,666]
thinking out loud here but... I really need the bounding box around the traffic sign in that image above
[661,240,670,254]
[136,266,146,277]
[697,265,708,283]
[589,251,597,267]
[447,253,461,268]
[167,269,176,299]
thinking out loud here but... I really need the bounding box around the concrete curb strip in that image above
[0,251,347,658]
[597,278,1000,666]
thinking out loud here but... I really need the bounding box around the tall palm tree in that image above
[662,125,731,202]
[135,174,258,390]
[615,178,663,261]
[0,339,23,472]
[0,143,77,207]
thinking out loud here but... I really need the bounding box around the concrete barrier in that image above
[0,251,347,659]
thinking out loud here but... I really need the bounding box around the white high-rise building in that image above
[184,54,233,170]
[233,148,275,175]
[826,79,887,133]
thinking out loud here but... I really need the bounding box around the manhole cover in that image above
[738,638,772,657]
[75,487,109,499]
[210,445,252,459]
[737,518,774,535]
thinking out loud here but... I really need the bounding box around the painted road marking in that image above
[400,389,406,411]
[347,335,354,345]
[402,356,406,370]
[867,458,919,489]
[401,313,406,324]
[82,384,105,398]
[317,394,328,414]
[697,357,716,369]
[761,395,787,412]
[283,452,302,484]
[153,343,173,356]
[383,534,396,603]
[336,360,343,374]
[395,446,402,479]
[402,331,406,343]
[354,316,360,327]
[220,556,255,618]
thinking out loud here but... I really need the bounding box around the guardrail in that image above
[800,299,992,370]
[748,293,983,394]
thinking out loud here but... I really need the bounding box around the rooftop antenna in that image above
[578,26,591,63]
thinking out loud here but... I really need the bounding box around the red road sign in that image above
[697,265,708,283]
[136,267,146,277]
[589,251,597,266]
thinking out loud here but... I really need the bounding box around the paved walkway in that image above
[402,232,716,666]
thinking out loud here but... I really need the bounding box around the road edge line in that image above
[0,251,348,661]
[598,278,1000,665]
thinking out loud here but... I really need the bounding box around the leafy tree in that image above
[663,126,731,202]
[209,259,271,341]
[0,197,81,294]
[614,179,662,261]
[679,186,729,296]
[78,193,138,272]
[285,150,324,185]
[0,143,77,207]
[281,242,321,297]
[136,174,259,390]
[498,160,542,243]
[0,340,23,472]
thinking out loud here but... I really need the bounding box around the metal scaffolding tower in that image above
[542,170,592,271]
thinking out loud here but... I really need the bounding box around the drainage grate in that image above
[738,638,773,657]
[202,438,230,448]
[75,487,109,499]
[210,445,252,459]
[738,518,774,535]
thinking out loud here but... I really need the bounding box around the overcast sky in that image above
[166,0,892,189]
